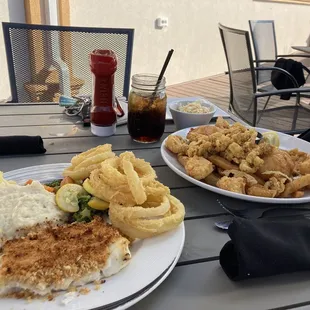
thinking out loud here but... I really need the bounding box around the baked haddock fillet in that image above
[0,217,131,296]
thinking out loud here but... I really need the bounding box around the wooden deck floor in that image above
[166,73,310,132]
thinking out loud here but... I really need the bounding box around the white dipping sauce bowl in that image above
[169,99,216,130]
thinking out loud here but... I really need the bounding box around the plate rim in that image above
[2,163,185,310]
[161,126,310,204]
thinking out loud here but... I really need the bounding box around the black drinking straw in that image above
[151,49,174,103]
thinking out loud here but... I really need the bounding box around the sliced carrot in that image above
[44,185,55,193]
[60,176,75,187]
[25,179,33,185]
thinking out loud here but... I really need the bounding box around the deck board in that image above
[167,73,310,131]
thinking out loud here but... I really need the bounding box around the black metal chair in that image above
[249,20,310,86]
[219,23,310,133]
[2,22,134,103]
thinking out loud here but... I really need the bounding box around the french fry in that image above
[252,174,265,185]
[291,191,304,198]
[208,155,239,171]
[177,154,189,167]
[281,174,310,197]
[247,184,277,198]
[204,172,221,187]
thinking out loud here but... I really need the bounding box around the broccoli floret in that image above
[73,195,97,222]
[45,179,62,192]
[45,179,62,188]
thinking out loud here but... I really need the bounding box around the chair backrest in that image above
[249,20,277,84]
[2,22,134,103]
[219,23,257,126]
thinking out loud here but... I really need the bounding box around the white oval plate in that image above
[161,127,310,204]
[2,164,185,310]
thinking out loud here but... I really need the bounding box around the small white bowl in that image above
[169,98,216,130]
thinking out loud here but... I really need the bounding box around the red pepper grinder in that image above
[89,50,117,136]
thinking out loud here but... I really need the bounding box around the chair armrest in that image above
[254,67,299,88]
[254,59,276,64]
[254,60,310,76]
[255,87,310,98]
[278,54,310,58]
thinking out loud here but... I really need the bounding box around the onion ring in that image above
[63,163,104,181]
[99,160,127,187]
[109,195,170,219]
[109,195,185,239]
[89,169,136,205]
[71,144,112,166]
[119,152,156,184]
[145,180,170,197]
[123,159,147,205]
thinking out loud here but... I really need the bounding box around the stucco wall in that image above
[70,0,310,86]
[1,0,310,100]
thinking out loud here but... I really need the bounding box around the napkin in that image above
[298,128,310,142]
[220,217,310,281]
[0,136,46,155]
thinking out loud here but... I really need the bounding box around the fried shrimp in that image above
[184,156,214,180]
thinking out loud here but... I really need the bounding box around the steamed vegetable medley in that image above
[32,177,109,223]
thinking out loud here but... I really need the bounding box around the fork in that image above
[215,199,310,230]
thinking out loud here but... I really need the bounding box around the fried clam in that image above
[216,176,246,194]
[219,168,264,185]
[239,143,273,174]
[221,169,257,187]
[215,116,230,129]
[264,176,286,196]
[109,195,185,239]
[298,159,310,175]
[288,149,308,173]
[280,174,310,198]
[221,142,245,164]
[165,135,189,154]
[187,139,212,157]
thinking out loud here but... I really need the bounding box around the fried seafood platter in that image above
[162,117,310,204]
[0,146,185,308]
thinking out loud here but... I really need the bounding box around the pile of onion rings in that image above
[87,150,185,239]
[63,145,185,239]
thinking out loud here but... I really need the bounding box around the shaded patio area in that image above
[167,73,310,132]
